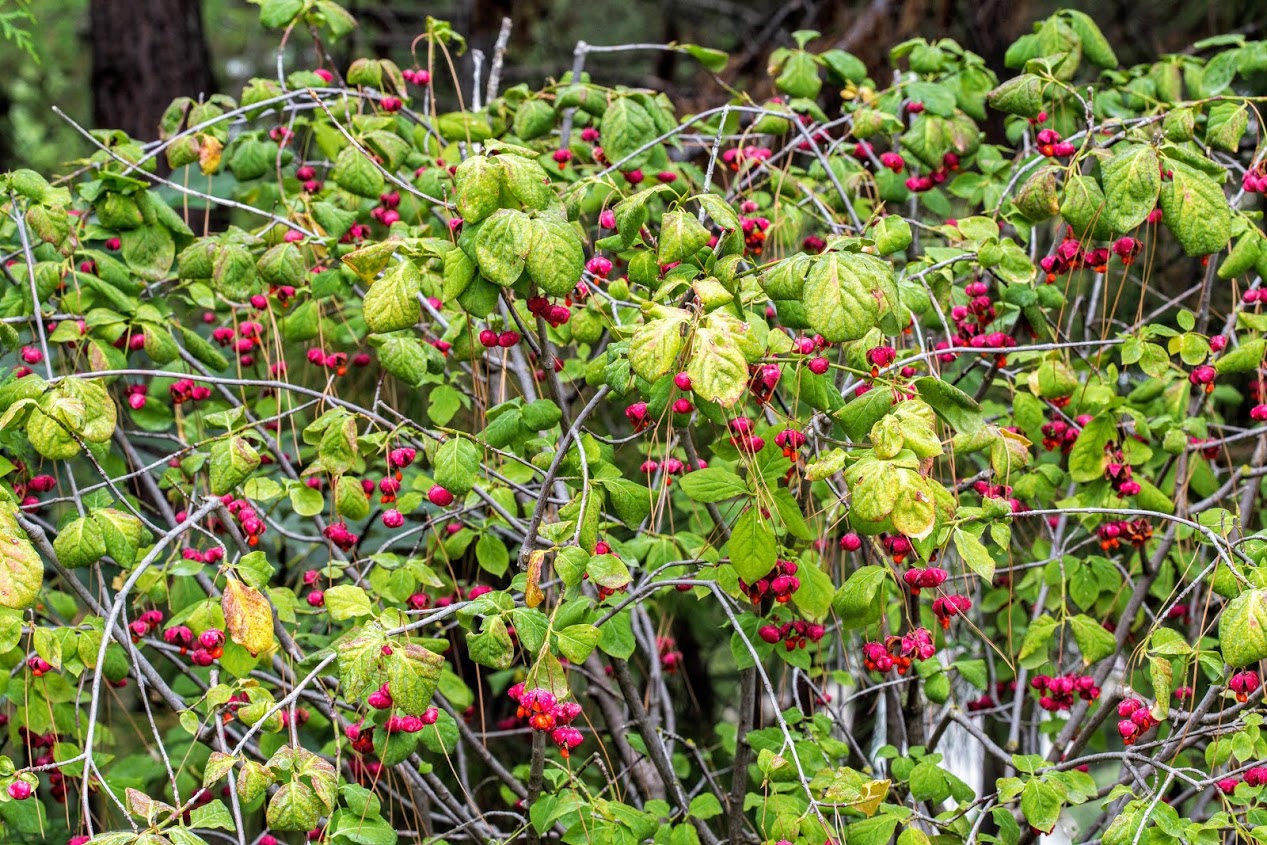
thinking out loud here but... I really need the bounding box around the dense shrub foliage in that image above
[2,3,1267,844]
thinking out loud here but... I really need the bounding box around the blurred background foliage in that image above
[0,0,1262,175]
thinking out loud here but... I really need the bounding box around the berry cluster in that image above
[883,534,913,564]
[1188,364,1217,393]
[721,145,772,171]
[526,295,572,328]
[385,708,440,734]
[1102,442,1142,497]
[1096,518,1154,551]
[1230,670,1261,702]
[728,417,766,454]
[861,628,936,674]
[222,494,268,546]
[128,609,165,642]
[1116,697,1157,745]
[1035,128,1076,158]
[902,566,947,595]
[757,619,827,651]
[369,191,402,226]
[935,279,1010,364]
[747,363,782,403]
[1040,415,1087,453]
[1241,167,1267,194]
[932,594,972,628]
[169,378,213,405]
[737,560,801,605]
[187,628,226,667]
[478,328,522,348]
[971,480,1027,513]
[1031,673,1101,712]
[508,685,586,758]
[323,521,359,552]
[656,635,684,671]
[903,152,960,193]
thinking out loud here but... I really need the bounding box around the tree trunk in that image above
[90,0,215,141]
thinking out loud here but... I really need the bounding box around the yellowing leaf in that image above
[222,578,275,657]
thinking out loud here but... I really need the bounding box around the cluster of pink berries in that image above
[296,164,322,193]
[508,685,585,758]
[323,521,359,552]
[739,214,771,255]
[12,472,55,510]
[340,222,373,244]
[971,480,1028,513]
[1230,671,1261,702]
[1040,415,1088,453]
[656,635,684,671]
[861,628,936,674]
[478,328,522,348]
[1101,442,1142,497]
[384,708,440,734]
[1034,128,1076,158]
[932,594,972,628]
[1032,673,1101,712]
[883,534,913,564]
[306,347,352,376]
[738,560,801,605]
[1241,167,1267,194]
[757,619,826,651]
[164,627,226,667]
[128,609,165,643]
[904,153,960,193]
[903,566,947,595]
[222,495,267,546]
[526,295,572,328]
[728,417,766,454]
[370,191,402,226]
[169,378,213,406]
[934,279,1009,364]
[722,145,772,171]
[1189,364,1217,393]
[639,455,700,476]
[775,428,807,459]
[1096,518,1153,551]
[402,68,431,86]
[1116,697,1156,745]
[748,363,782,403]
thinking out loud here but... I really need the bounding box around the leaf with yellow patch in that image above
[222,578,275,657]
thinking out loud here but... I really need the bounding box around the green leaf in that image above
[267,782,323,831]
[1060,174,1112,241]
[727,507,776,583]
[1100,145,1160,232]
[658,210,712,265]
[677,468,748,503]
[1070,614,1116,664]
[386,642,445,714]
[987,74,1044,118]
[629,312,690,382]
[1064,10,1118,68]
[1219,588,1267,667]
[600,97,658,169]
[776,50,822,99]
[1021,778,1064,834]
[0,508,42,608]
[873,216,912,255]
[1160,159,1231,256]
[325,585,373,621]
[260,0,305,28]
[833,565,887,629]
[330,146,385,198]
[53,516,107,569]
[468,617,514,669]
[91,508,146,568]
[453,155,502,224]
[525,214,584,297]
[913,376,983,433]
[953,528,995,582]
[121,225,175,282]
[555,624,601,663]
[791,561,834,620]
[475,533,509,577]
[434,437,480,496]
[475,209,531,286]
[1205,102,1248,152]
[363,261,421,334]
[1214,338,1265,375]
[802,252,894,343]
[1066,413,1115,483]
[209,436,261,495]
[686,324,749,407]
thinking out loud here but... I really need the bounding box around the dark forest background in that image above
[0,0,1262,174]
